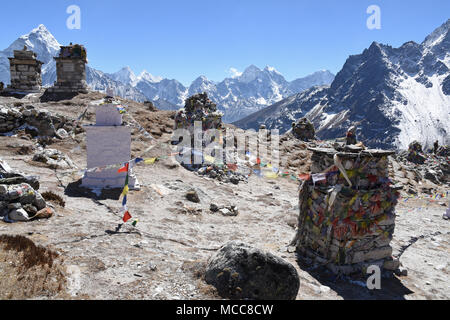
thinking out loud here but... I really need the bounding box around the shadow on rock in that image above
[40,90,79,102]
[64,179,122,201]
[295,254,414,300]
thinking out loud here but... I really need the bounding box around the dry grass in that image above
[41,191,66,208]
[0,234,59,270]
[181,260,220,298]
[0,235,68,299]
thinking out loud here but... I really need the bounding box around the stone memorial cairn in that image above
[174,92,223,164]
[295,146,400,274]
[173,93,246,183]
[5,46,43,93]
[291,117,316,141]
[81,102,139,189]
[174,92,223,132]
[48,44,88,94]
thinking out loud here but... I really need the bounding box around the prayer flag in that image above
[122,211,132,223]
[118,163,129,173]
[265,172,278,179]
[144,158,157,164]
[298,173,311,181]
[121,185,129,197]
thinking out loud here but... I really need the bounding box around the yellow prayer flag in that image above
[121,185,129,197]
[204,155,215,163]
[349,194,358,206]
[144,158,156,164]
[265,171,278,179]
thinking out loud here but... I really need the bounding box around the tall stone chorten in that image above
[49,43,88,94]
[6,46,43,93]
[81,101,139,190]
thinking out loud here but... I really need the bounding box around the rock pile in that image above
[174,92,223,132]
[205,241,299,300]
[197,165,247,185]
[0,104,81,138]
[0,159,51,222]
[295,147,400,274]
[173,93,247,184]
[292,117,315,141]
[5,46,43,93]
[32,148,75,169]
[397,141,449,186]
[209,203,239,216]
[436,145,449,157]
[406,140,426,164]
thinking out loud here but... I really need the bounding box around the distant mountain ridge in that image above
[0,25,334,121]
[234,19,450,150]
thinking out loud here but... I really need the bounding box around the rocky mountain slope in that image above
[234,19,450,150]
[0,25,334,121]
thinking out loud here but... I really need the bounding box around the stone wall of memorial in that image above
[6,47,43,93]
[295,147,400,274]
[48,44,88,94]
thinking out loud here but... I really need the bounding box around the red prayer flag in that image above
[122,211,132,223]
[118,163,129,173]
[298,173,311,181]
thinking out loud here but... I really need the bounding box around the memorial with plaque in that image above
[81,103,139,190]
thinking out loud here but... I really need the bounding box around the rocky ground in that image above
[0,92,448,300]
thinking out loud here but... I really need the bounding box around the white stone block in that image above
[81,125,138,189]
[95,104,123,126]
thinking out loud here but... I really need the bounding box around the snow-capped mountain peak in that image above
[423,18,450,48]
[264,65,281,74]
[107,66,137,86]
[136,70,163,84]
[0,24,61,84]
[239,64,262,83]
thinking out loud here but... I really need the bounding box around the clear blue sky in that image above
[1,0,449,85]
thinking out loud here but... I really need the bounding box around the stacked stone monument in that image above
[174,92,223,132]
[291,117,316,141]
[81,101,139,189]
[48,44,88,94]
[295,146,400,274]
[5,46,43,93]
[174,92,223,164]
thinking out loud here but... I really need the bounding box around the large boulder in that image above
[205,241,300,300]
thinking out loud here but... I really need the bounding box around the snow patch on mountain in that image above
[392,74,450,149]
